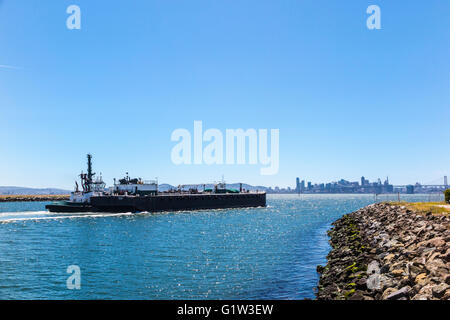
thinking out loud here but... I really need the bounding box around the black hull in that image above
[46,193,266,213]
[45,201,96,213]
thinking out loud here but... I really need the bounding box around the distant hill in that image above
[224,183,268,192]
[157,183,268,192]
[158,184,176,192]
[0,186,71,195]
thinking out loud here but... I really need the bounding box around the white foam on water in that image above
[0,211,135,223]
[0,210,50,217]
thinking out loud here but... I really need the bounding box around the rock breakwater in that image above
[317,203,450,300]
[0,195,69,202]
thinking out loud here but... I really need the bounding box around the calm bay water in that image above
[0,194,443,299]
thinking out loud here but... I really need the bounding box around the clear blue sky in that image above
[1,0,449,189]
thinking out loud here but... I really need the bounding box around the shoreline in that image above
[0,195,69,202]
[316,202,449,300]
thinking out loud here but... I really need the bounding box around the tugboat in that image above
[46,154,266,213]
[45,154,105,212]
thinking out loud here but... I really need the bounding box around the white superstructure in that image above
[112,177,158,195]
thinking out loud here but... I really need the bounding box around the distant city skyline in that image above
[265,175,449,194]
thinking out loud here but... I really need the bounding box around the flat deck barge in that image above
[92,192,266,213]
[47,192,266,213]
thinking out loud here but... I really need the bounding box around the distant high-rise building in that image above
[296,177,300,192]
[361,176,366,186]
[307,181,312,190]
[445,176,448,187]
[406,185,415,194]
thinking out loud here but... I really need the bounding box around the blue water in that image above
[0,194,443,299]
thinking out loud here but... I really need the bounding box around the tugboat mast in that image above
[87,154,95,192]
[79,154,96,193]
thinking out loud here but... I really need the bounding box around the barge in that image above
[46,155,266,213]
